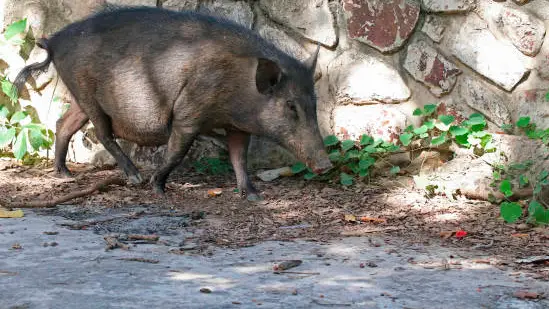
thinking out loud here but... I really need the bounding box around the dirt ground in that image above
[0,157,548,279]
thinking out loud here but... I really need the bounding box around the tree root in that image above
[4,176,126,209]
[459,187,533,202]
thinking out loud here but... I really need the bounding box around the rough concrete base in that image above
[1,212,548,309]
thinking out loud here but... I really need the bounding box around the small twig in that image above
[471,240,494,250]
[5,176,126,209]
[311,299,352,307]
[273,271,320,275]
[104,235,130,251]
[118,257,159,264]
[126,234,160,242]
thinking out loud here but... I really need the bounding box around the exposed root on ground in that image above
[3,176,126,209]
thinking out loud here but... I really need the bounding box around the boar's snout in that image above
[311,154,333,175]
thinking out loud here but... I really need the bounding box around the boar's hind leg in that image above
[54,103,89,176]
[150,127,198,194]
[227,130,261,201]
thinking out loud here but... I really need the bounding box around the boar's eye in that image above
[286,100,298,118]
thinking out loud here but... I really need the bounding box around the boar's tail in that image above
[13,38,53,95]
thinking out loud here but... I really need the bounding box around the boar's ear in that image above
[256,58,282,95]
[304,44,320,73]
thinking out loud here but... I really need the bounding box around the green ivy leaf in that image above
[538,170,549,182]
[516,116,531,128]
[341,140,355,152]
[500,124,514,133]
[449,126,468,137]
[291,162,307,174]
[4,18,27,40]
[9,111,28,125]
[423,104,437,115]
[390,166,400,175]
[435,122,451,132]
[413,125,428,135]
[519,174,529,188]
[0,126,16,148]
[412,108,423,116]
[304,172,317,180]
[344,149,360,160]
[359,168,369,177]
[468,113,486,126]
[399,133,413,146]
[471,123,486,132]
[527,200,548,224]
[480,135,492,149]
[359,135,373,146]
[500,202,523,223]
[359,156,376,170]
[545,91,549,102]
[438,115,455,126]
[385,144,400,152]
[328,150,342,163]
[534,183,543,195]
[424,120,435,130]
[28,128,47,151]
[13,128,28,160]
[455,134,471,147]
[340,173,354,186]
[1,80,18,103]
[493,171,501,181]
[0,105,10,121]
[346,162,360,174]
[499,179,513,197]
[430,135,447,146]
[323,135,339,147]
[363,145,377,153]
[404,125,414,133]
[419,132,429,139]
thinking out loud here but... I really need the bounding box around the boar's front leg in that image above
[227,130,262,201]
[151,127,198,194]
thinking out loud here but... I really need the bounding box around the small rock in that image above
[200,288,212,294]
[422,0,475,13]
[328,51,411,104]
[450,14,528,91]
[482,4,546,56]
[257,167,293,182]
[292,289,298,295]
[421,15,445,43]
[342,0,420,53]
[49,242,58,247]
[403,39,461,97]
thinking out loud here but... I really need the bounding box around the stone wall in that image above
[2,0,549,170]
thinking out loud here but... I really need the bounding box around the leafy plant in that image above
[193,156,232,175]
[0,19,54,161]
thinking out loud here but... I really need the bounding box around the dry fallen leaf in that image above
[511,233,530,238]
[344,214,357,222]
[0,208,24,218]
[513,290,543,300]
[439,231,454,239]
[207,188,223,197]
[359,216,387,224]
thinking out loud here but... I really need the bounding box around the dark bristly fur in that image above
[14,6,332,200]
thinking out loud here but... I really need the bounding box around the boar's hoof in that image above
[127,173,144,185]
[246,193,264,202]
[55,166,73,178]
